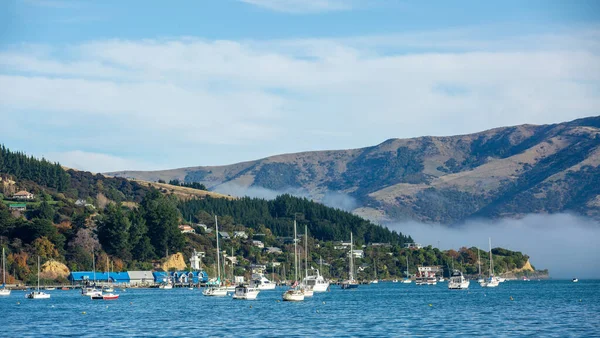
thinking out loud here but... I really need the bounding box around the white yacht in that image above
[82,287,103,297]
[340,233,359,290]
[0,248,10,296]
[303,269,329,292]
[203,215,229,297]
[448,270,470,289]
[250,274,276,290]
[282,220,305,302]
[480,238,500,288]
[232,284,260,300]
[402,256,412,284]
[572,278,579,283]
[26,256,50,299]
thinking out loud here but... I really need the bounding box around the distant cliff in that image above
[109,116,600,223]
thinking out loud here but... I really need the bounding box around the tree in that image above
[129,208,155,261]
[96,203,131,260]
[140,190,184,257]
[33,237,60,259]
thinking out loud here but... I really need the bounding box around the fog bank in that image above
[385,213,600,279]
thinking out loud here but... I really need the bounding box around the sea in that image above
[0,280,598,337]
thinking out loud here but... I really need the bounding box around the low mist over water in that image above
[386,214,600,279]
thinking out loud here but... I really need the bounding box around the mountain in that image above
[108,116,600,223]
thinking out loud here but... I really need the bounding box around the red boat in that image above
[91,293,119,300]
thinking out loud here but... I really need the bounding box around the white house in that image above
[252,240,264,249]
[179,225,196,234]
[405,243,423,250]
[219,232,231,240]
[233,231,248,239]
[13,190,34,200]
[351,250,364,259]
[264,247,282,254]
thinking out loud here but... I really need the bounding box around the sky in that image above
[0,0,599,172]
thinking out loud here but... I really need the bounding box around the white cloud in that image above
[386,214,600,279]
[239,0,356,13]
[47,150,157,173]
[0,27,599,171]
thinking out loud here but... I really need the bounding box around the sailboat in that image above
[203,215,228,297]
[282,219,305,301]
[402,256,412,284]
[26,256,50,299]
[299,224,314,297]
[477,248,484,283]
[103,257,114,293]
[0,248,11,296]
[92,258,119,300]
[82,251,102,297]
[480,238,499,288]
[340,233,359,289]
[370,260,379,284]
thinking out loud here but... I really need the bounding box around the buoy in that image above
[316,310,319,313]
[249,305,252,308]
[510,296,514,301]
[16,302,20,305]
[82,312,87,314]
[106,306,109,308]
[428,304,432,307]
[276,300,280,303]
[130,302,133,305]
[322,301,326,304]
[579,299,582,302]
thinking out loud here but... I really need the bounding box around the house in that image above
[178,225,196,234]
[404,243,423,250]
[351,250,364,259]
[127,271,155,286]
[197,223,208,231]
[219,231,231,240]
[371,242,392,248]
[8,203,26,212]
[269,262,282,267]
[250,264,266,274]
[264,247,282,254]
[233,231,248,239]
[12,190,34,200]
[75,199,95,208]
[252,240,264,249]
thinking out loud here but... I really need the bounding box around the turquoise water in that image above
[1,280,598,337]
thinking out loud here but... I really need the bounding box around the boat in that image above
[303,268,329,292]
[299,224,314,297]
[401,256,412,284]
[448,270,470,289]
[370,260,379,284]
[203,215,229,297]
[82,250,102,296]
[103,257,114,292]
[251,274,277,290]
[0,248,11,296]
[340,232,359,290]
[61,287,69,291]
[392,279,399,283]
[572,278,579,283]
[437,277,445,282]
[26,256,51,299]
[45,287,55,291]
[476,248,484,284]
[91,292,119,300]
[480,238,500,288]
[232,284,260,300]
[282,220,305,301]
[522,276,530,282]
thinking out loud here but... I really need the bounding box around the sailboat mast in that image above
[293,220,298,282]
[2,248,5,286]
[349,232,354,281]
[37,256,40,292]
[305,224,308,279]
[489,237,493,277]
[93,250,96,284]
[478,248,481,277]
[215,215,221,284]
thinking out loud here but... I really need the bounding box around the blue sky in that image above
[1,0,599,172]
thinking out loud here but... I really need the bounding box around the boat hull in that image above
[282,290,305,301]
[340,282,359,289]
[202,287,228,297]
[0,289,11,296]
[26,292,50,299]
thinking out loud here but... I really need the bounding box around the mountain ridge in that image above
[108,116,600,223]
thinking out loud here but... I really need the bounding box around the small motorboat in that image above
[572,278,579,283]
[232,284,260,300]
[26,291,51,299]
[91,293,119,300]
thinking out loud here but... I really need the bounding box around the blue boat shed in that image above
[69,271,130,284]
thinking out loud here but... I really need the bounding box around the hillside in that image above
[108,116,600,223]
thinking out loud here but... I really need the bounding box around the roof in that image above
[14,191,32,196]
[69,271,130,282]
[127,271,154,279]
[9,203,26,208]
[219,231,230,238]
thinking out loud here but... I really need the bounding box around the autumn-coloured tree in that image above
[33,237,60,259]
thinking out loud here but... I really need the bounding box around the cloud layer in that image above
[387,213,600,279]
[1,27,599,172]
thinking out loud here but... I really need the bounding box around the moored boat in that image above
[232,284,260,300]
[203,215,229,297]
[282,220,305,301]
[480,238,500,288]
[340,232,359,290]
[26,256,50,299]
[0,248,11,296]
[572,278,579,283]
[448,270,470,290]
